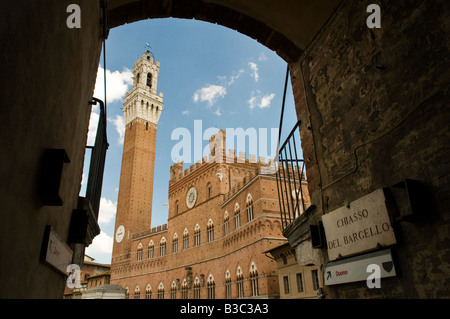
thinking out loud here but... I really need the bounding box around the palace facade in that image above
[109,51,310,299]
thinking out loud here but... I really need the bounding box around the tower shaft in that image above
[111,51,164,262]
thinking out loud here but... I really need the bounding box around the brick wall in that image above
[289,0,450,298]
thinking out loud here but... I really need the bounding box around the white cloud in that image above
[260,93,275,108]
[248,62,259,82]
[93,66,133,103]
[248,94,258,110]
[248,91,275,109]
[87,111,100,146]
[98,197,117,224]
[193,84,227,107]
[258,52,268,62]
[85,231,113,256]
[182,110,191,116]
[214,108,222,116]
[218,69,245,86]
[108,115,125,145]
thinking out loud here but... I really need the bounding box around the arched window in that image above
[207,274,215,299]
[236,266,244,298]
[148,240,154,259]
[171,281,177,299]
[194,224,201,246]
[207,219,214,242]
[173,233,178,253]
[134,285,140,299]
[193,276,201,299]
[234,203,241,229]
[246,194,254,222]
[250,262,259,297]
[137,243,143,261]
[157,282,164,299]
[147,72,152,88]
[181,279,189,299]
[175,200,179,215]
[145,284,152,299]
[224,211,229,235]
[225,270,232,299]
[160,237,166,256]
[207,182,212,199]
[135,73,140,86]
[183,228,189,249]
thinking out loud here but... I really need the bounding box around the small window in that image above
[283,276,290,294]
[207,183,212,199]
[296,273,304,293]
[312,269,320,290]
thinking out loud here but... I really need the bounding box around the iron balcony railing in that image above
[276,119,308,230]
[85,97,109,220]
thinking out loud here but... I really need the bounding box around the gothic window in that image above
[145,284,152,299]
[147,73,152,88]
[250,262,259,297]
[173,233,178,253]
[160,237,166,256]
[194,224,200,246]
[224,211,229,235]
[183,228,189,249]
[181,279,188,299]
[207,274,215,299]
[148,240,154,259]
[171,281,177,299]
[246,194,254,222]
[137,243,143,261]
[236,266,244,298]
[207,219,214,242]
[225,270,232,299]
[134,285,140,299]
[157,282,164,299]
[234,203,241,229]
[193,277,201,299]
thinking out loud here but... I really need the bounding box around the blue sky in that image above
[82,18,299,264]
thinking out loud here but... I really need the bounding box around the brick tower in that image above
[111,51,164,262]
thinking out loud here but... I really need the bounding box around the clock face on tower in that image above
[115,225,125,243]
[186,186,198,209]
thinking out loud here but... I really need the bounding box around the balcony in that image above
[275,119,310,231]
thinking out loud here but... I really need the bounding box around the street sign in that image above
[322,188,397,261]
[324,249,396,286]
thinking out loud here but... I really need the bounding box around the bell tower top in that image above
[122,51,164,125]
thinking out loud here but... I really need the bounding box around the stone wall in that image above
[0,0,102,298]
[290,0,450,298]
